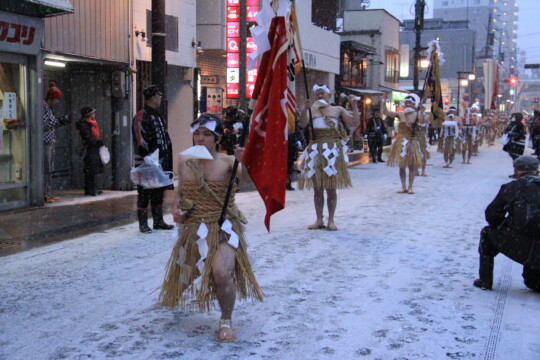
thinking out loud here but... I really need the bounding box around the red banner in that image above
[243,16,289,230]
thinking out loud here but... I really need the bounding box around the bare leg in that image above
[398,166,407,192]
[326,188,338,230]
[443,152,449,167]
[308,187,325,229]
[421,156,427,176]
[212,242,237,342]
[407,163,417,193]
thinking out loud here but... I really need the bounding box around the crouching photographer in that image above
[474,155,540,292]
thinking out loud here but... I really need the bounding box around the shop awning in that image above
[1,0,74,18]
[344,87,384,95]
[379,85,409,94]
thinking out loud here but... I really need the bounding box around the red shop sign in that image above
[227,7,239,21]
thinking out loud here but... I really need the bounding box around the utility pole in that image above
[151,0,167,120]
[413,0,426,94]
[484,11,493,59]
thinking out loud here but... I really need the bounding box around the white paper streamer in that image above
[221,219,239,249]
[400,138,409,157]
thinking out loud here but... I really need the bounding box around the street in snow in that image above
[1,146,539,360]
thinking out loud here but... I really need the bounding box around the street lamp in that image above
[420,58,430,69]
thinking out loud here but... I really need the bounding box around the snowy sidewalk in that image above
[1,145,539,360]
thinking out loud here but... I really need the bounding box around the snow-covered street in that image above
[1,145,539,360]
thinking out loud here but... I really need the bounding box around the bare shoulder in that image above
[215,151,235,166]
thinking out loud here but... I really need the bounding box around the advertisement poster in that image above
[200,87,224,115]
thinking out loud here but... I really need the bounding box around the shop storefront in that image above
[0,2,74,211]
[0,11,42,210]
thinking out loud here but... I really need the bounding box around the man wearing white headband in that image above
[438,106,461,168]
[159,113,263,343]
[298,84,360,231]
[461,104,479,164]
[381,92,428,194]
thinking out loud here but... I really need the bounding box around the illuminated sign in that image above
[226,2,259,99]
[227,53,240,68]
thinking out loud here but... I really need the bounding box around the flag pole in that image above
[219,0,248,226]
[301,59,315,139]
[411,61,432,138]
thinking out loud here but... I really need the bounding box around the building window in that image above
[385,52,399,83]
[0,59,29,209]
[311,0,338,31]
[146,11,179,52]
[442,1,448,5]
[341,51,367,88]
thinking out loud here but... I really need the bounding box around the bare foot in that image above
[421,173,427,176]
[443,165,450,168]
[308,221,326,230]
[397,189,408,194]
[407,189,415,194]
[327,221,338,231]
[216,319,236,343]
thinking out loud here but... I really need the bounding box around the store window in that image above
[385,52,399,83]
[341,51,367,88]
[0,59,29,207]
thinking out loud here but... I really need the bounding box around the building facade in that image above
[433,0,519,75]
[0,0,74,211]
[400,18,476,109]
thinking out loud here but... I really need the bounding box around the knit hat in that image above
[513,155,539,172]
[46,82,62,100]
[80,106,96,118]
[143,85,162,100]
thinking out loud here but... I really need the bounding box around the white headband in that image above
[312,84,331,94]
[190,120,217,134]
[404,96,417,105]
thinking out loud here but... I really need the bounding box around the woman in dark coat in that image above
[77,106,104,196]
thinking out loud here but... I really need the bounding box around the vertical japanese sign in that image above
[226,0,259,99]
[4,93,17,120]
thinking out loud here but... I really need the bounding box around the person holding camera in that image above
[42,81,70,203]
[473,155,540,292]
[502,112,526,177]
[76,106,104,196]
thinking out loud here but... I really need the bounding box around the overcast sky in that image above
[366,0,539,63]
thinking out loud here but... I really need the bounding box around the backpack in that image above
[507,176,540,238]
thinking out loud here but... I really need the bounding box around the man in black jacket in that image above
[132,85,174,233]
[365,108,387,163]
[474,155,540,292]
[530,110,540,161]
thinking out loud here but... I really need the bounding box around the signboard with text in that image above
[226,2,259,99]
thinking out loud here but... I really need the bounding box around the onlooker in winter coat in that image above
[221,106,244,155]
[132,85,174,233]
[42,81,70,203]
[365,109,387,163]
[529,110,540,161]
[76,106,104,196]
[502,112,526,172]
[473,155,540,292]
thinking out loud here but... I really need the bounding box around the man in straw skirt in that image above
[298,84,360,231]
[438,106,462,168]
[159,114,263,343]
[382,93,428,194]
